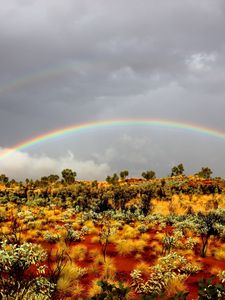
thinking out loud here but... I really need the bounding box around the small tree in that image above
[140,183,156,216]
[171,164,184,177]
[0,174,9,184]
[141,170,156,180]
[98,212,117,262]
[106,173,119,185]
[61,169,77,184]
[120,170,129,180]
[48,174,59,183]
[194,212,225,257]
[196,167,213,179]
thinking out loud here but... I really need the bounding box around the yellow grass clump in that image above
[210,265,224,275]
[69,244,87,261]
[154,232,165,241]
[115,239,133,256]
[115,238,147,255]
[149,240,162,256]
[135,261,151,277]
[91,236,100,244]
[72,222,81,230]
[89,248,101,260]
[72,282,84,298]
[49,242,67,261]
[214,245,225,261]
[1,226,11,235]
[92,253,105,266]
[165,277,188,298]
[132,239,147,253]
[122,224,139,239]
[88,279,102,298]
[140,233,149,241]
[101,257,117,280]
[84,220,98,234]
[57,262,87,292]
[151,199,169,215]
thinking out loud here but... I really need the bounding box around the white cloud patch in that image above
[0,148,110,180]
[186,52,217,72]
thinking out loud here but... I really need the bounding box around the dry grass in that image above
[165,277,188,298]
[49,242,67,261]
[89,248,101,260]
[88,279,102,298]
[72,282,85,298]
[1,226,11,235]
[140,233,149,241]
[91,236,100,244]
[93,253,105,266]
[84,220,99,234]
[151,194,225,216]
[214,245,225,261]
[122,225,139,239]
[149,240,162,256]
[132,239,147,253]
[210,265,224,275]
[57,262,87,292]
[69,244,87,261]
[72,222,81,230]
[134,261,151,276]
[115,238,147,255]
[101,257,117,280]
[115,239,133,256]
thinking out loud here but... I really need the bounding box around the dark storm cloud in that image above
[0,0,225,178]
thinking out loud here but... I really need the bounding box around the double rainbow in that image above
[0,118,225,160]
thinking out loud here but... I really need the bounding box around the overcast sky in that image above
[0,0,225,180]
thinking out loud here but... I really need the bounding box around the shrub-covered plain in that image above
[0,170,225,299]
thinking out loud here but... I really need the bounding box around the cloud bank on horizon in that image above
[0,148,110,180]
[0,0,225,179]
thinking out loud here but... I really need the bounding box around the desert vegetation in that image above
[0,166,225,299]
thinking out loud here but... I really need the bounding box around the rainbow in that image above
[0,62,76,95]
[1,118,225,160]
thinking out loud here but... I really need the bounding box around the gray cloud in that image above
[0,0,225,178]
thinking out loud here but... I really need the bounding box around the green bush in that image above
[43,231,61,243]
[198,278,225,300]
[0,241,55,299]
[91,281,130,300]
